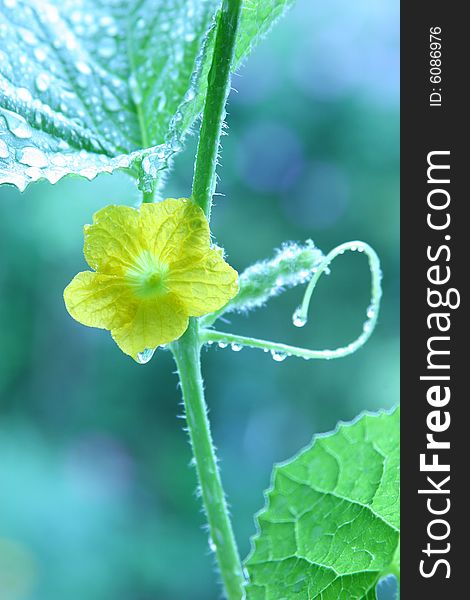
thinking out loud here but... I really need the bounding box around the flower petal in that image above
[139,198,210,265]
[110,293,189,359]
[64,271,135,330]
[167,249,239,316]
[84,205,143,275]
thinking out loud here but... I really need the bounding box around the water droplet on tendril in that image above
[271,350,287,362]
[292,307,307,328]
[136,348,156,364]
[208,537,217,552]
[231,343,242,352]
[366,304,376,319]
[217,342,228,349]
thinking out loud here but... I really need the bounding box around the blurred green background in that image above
[0,0,399,598]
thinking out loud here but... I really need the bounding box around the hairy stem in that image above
[171,321,245,600]
[172,1,245,597]
[142,188,156,203]
[192,0,242,220]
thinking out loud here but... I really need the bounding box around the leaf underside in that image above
[0,0,294,192]
[245,407,400,600]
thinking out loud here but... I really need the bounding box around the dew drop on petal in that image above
[136,348,156,364]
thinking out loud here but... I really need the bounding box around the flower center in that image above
[126,250,169,299]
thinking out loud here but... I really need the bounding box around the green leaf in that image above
[245,407,400,600]
[0,0,294,192]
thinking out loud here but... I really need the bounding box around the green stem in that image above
[192,0,242,219]
[171,320,245,600]
[142,188,156,203]
[171,2,245,596]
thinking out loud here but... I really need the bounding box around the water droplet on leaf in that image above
[102,86,120,112]
[98,37,117,59]
[17,87,32,102]
[0,139,9,159]
[35,72,50,92]
[18,146,48,168]
[34,47,47,62]
[75,60,92,75]
[19,28,37,46]
[129,73,142,105]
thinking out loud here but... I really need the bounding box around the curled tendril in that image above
[199,241,382,361]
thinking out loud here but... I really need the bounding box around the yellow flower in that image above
[64,198,238,361]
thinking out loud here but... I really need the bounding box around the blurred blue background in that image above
[0,0,399,598]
